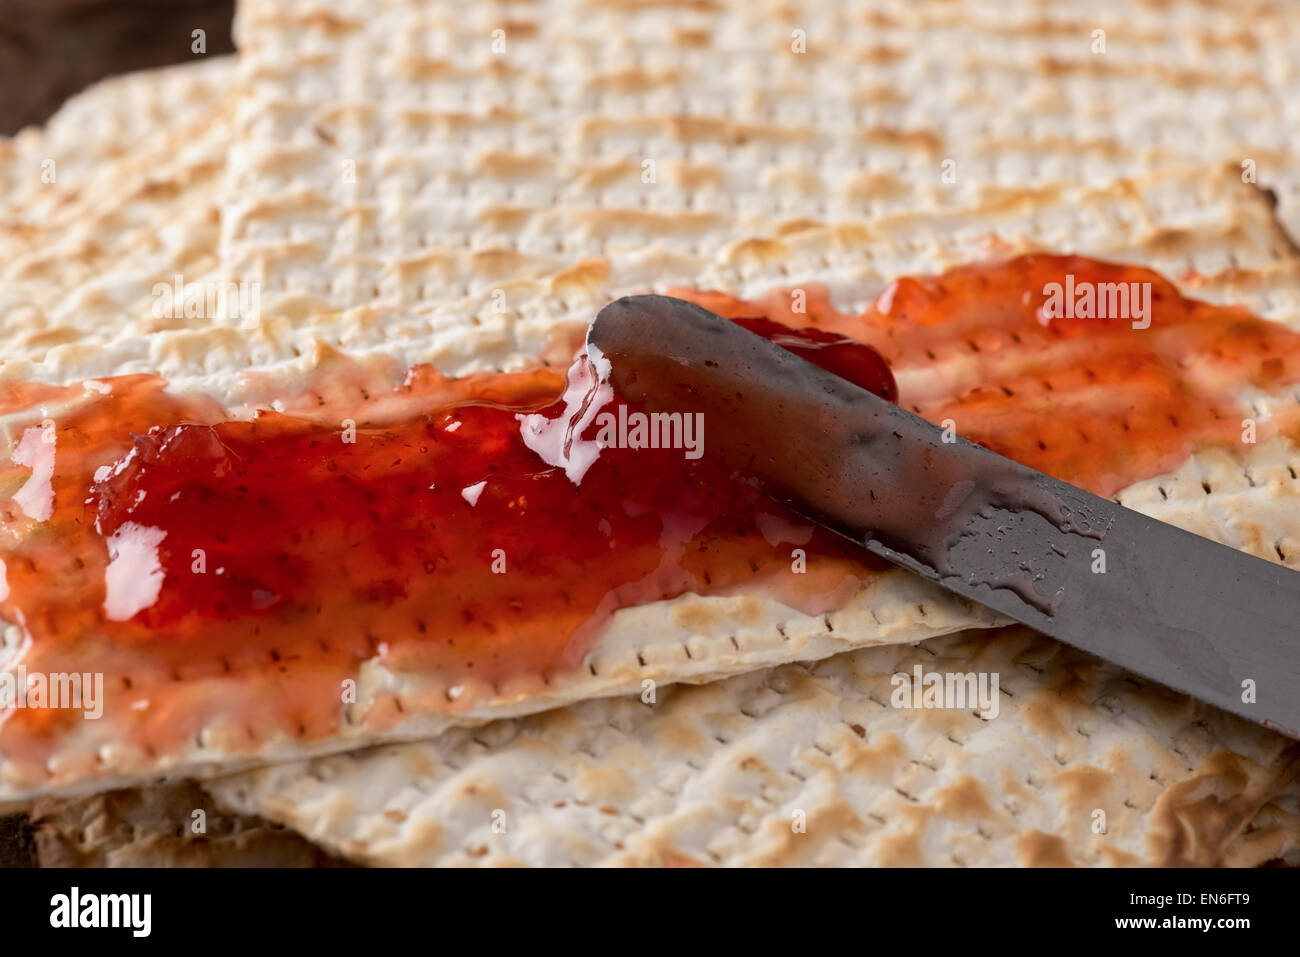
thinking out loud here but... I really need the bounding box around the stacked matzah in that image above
[4,0,1300,865]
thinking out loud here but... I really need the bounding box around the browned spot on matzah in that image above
[587,0,719,9]
[1016,829,1076,867]
[476,150,553,180]
[588,67,679,94]
[850,83,907,107]
[574,763,638,804]
[871,803,933,867]
[490,19,538,39]
[471,248,539,279]
[400,747,439,780]
[776,218,823,236]
[723,236,789,265]
[1147,749,1288,866]
[843,170,906,203]
[569,207,723,239]
[403,816,444,860]
[549,257,609,294]
[858,45,907,65]
[477,206,533,232]
[737,754,769,774]
[859,125,943,154]
[667,161,724,191]
[931,773,998,822]
[572,158,638,192]
[395,56,455,81]
[669,600,727,633]
[1051,765,1113,817]
[834,729,907,779]
[1098,845,1143,867]
[763,166,822,197]
[747,799,870,866]
[247,8,359,35]
[671,27,710,47]
[661,851,704,867]
[914,707,972,737]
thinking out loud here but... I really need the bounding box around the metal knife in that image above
[588,294,1300,738]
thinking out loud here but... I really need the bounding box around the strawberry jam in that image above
[676,254,1300,497]
[0,317,891,781]
[728,315,898,403]
[2,253,1299,785]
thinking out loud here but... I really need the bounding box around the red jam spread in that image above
[0,315,890,773]
[677,254,1300,497]
[2,253,1298,776]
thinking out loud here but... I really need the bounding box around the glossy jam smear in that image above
[4,253,1300,776]
[676,254,1300,498]
[0,322,890,771]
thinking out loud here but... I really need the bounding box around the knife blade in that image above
[588,294,1300,737]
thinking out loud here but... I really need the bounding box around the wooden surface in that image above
[0,0,235,135]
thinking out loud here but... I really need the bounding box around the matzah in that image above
[0,55,237,364]
[209,626,1300,867]
[28,780,350,867]
[201,172,1300,867]
[221,0,1300,327]
[190,0,1300,863]
[10,161,1300,805]
[0,56,232,232]
[7,0,1300,868]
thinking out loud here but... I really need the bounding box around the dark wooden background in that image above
[1,0,235,135]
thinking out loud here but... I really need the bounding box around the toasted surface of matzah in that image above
[10,164,1296,393]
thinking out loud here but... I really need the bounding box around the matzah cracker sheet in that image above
[5,107,1296,864]
[9,162,1300,804]
[201,180,1300,866]
[11,165,1293,393]
[0,57,233,238]
[0,57,237,364]
[221,0,1300,329]
[0,52,1003,804]
[209,626,1300,867]
[28,781,350,868]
